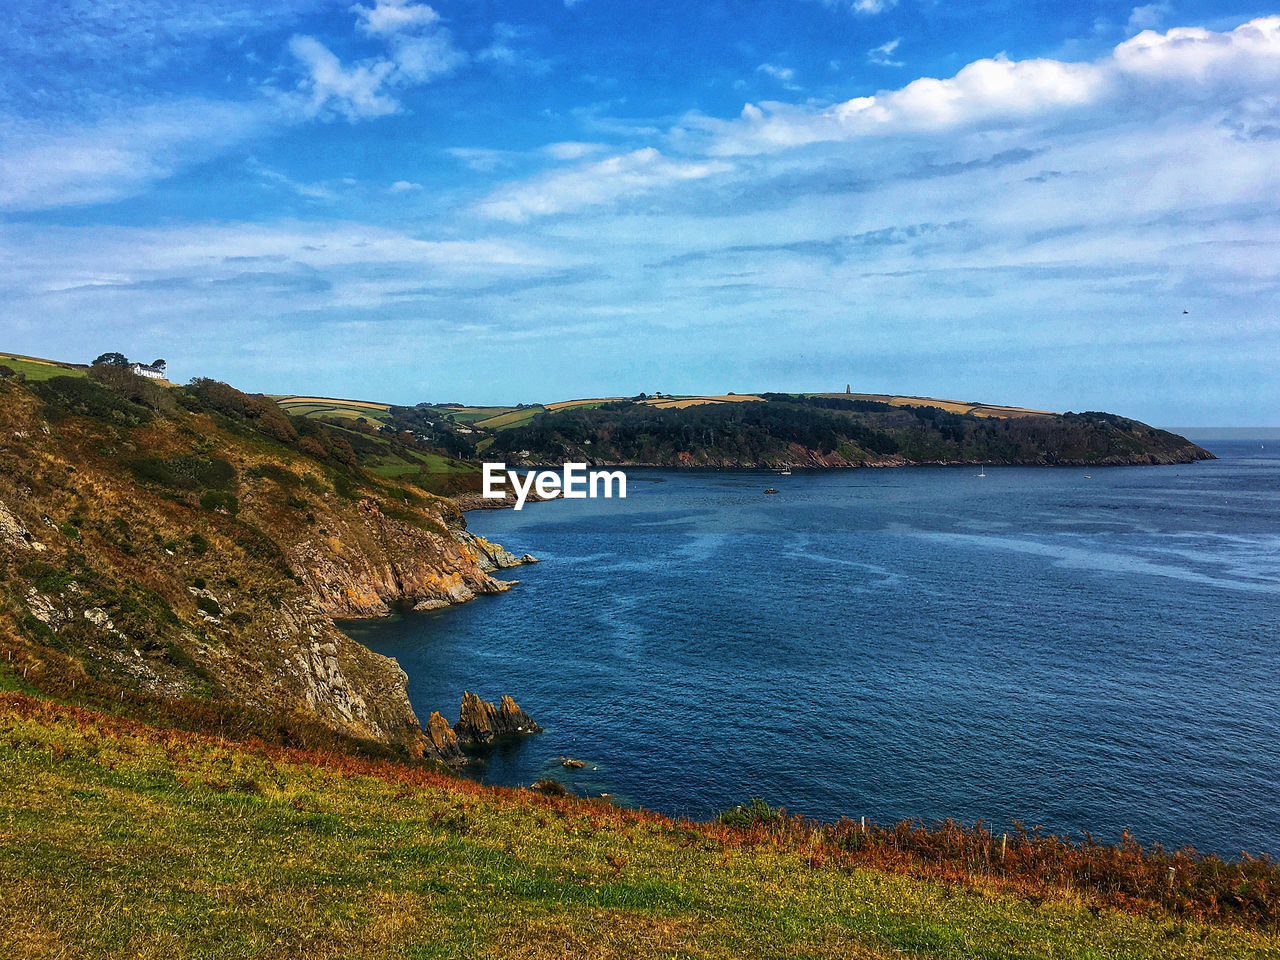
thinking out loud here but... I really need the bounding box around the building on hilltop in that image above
[130,362,166,380]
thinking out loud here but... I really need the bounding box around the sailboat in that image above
[977,464,986,478]
[779,465,792,475]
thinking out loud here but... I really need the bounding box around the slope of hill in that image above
[273,390,1212,471]
[1,692,1277,959]
[0,364,530,758]
[487,394,1214,468]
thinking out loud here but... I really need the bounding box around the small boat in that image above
[764,488,779,495]
[1084,475,1092,479]
[977,465,986,478]
[779,465,792,475]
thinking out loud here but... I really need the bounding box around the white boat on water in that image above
[779,465,792,475]
[977,465,986,477]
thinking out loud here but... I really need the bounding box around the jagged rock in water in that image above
[425,711,464,764]
[455,690,543,744]
[453,529,531,571]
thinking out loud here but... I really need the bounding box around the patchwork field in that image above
[274,396,393,422]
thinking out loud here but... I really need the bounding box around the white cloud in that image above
[542,141,606,160]
[246,157,337,201]
[867,38,903,67]
[474,147,732,221]
[808,0,897,15]
[287,35,399,120]
[477,23,553,75]
[446,147,516,172]
[388,180,422,192]
[696,17,1280,154]
[284,0,464,121]
[391,32,466,82]
[1126,3,1171,36]
[757,63,797,82]
[0,100,273,211]
[353,0,440,37]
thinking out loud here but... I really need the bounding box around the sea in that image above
[343,438,1280,858]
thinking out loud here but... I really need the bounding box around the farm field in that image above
[274,396,393,422]
[809,393,1054,418]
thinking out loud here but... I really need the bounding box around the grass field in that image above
[810,394,1054,419]
[0,353,88,382]
[275,396,393,422]
[1,691,1276,960]
[434,406,519,423]
[643,395,765,410]
[473,407,546,430]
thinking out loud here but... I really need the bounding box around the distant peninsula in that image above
[480,393,1214,469]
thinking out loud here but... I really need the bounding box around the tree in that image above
[151,359,167,371]
[93,352,129,367]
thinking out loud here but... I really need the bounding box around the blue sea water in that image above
[343,439,1280,857]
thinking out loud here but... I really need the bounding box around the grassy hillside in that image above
[272,386,1209,470]
[809,393,1054,419]
[3,692,1277,960]
[487,395,1214,468]
[0,352,89,382]
[0,362,522,757]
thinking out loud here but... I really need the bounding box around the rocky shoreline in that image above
[424,690,543,766]
[510,446,1215,470]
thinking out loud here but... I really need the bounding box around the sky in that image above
[2,0,1279,424]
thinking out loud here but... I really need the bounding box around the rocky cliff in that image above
[456,690,544,744]
[0,374,534,761]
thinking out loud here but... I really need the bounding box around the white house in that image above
[130,362,166,380]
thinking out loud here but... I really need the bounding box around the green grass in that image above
[367,452,479,478]
[0,353,88,382]
[274,398,393,422]
[2,694,1276,960]
[433,406,518,423]
[473,407,546,430]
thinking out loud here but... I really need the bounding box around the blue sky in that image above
[3,0,1279,424]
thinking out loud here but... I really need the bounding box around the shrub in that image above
[531,778,569,797]
[719,798,783,828]
[195,596,222,618]
[33,376,152,425]
[128,456,235,492]
[188,534,209,556]
[249,463,302,488]
[199,490,239,514]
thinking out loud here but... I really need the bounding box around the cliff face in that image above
[285,499,515,619]
[0,378,529,756]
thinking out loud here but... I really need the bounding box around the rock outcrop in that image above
[286,499,519,619]
[452,528,537,571]
[425,711,464,764]
[455,691,543,744]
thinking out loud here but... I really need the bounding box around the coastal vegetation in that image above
[0,357,527,760]
[487,395,1212,468]
[2,691,1278,958]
